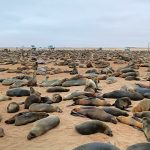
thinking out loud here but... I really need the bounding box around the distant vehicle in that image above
[48,45,55,50]
[31,45,36,50]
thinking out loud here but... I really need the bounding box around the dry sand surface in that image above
[0,62,149,150]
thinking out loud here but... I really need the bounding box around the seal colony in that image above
[0,48,150,150]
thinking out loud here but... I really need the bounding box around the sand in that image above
[0,62,148,150]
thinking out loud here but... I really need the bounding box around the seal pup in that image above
[24,87,41,109]
[27,115,60,140]
[132,99,150,113]
[71,107,117,124]
[117,116,143,129]
[7,102,20,113]
[0,128,5,137]
[73,142,121,150]
[126,143,150,150]
[75,120,113,136]
[29,103,62,113]
[113,97,132,110]
[5,112,49,126]
[142,117,150,141]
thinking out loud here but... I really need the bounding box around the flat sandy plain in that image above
[0,62,148,150]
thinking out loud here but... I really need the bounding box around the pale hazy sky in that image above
[0,0,150,47]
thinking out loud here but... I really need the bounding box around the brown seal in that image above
[71,107,117,124]
[142,117,150,141]
[117,116,143,129]
[75,120,113,136]
[27,115,60,140]
[132,99,150,113]
[7,102,20,113]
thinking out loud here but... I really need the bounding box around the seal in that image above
[132,99,150,113]
[24,87,41,109]
[69,98,111,107]
[134,111,150,118]
[84,78,97,93]
[142,117,150,141]
[51,94,62,103]
[27,115,60,140]
[6,88,30,97]
[29,103,62,113]
[103,107,129,117]
[0,128,5,137]
[103,90,144,101]
[126,143,150,150]
[7,102,20,113]
[75,120,113,136]
[112,97,132,110]
[117,116,143,129]
[46,87,70,92]
[73,142,121,150]
[62,79,86,87]
[5,112,49,126]
[0,95,12,101]
[71,107,117,124]
[27,71,37,87]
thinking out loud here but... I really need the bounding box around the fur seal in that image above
[51,94,62,103]
[103,107,129,117]
[0,95,12,101]
[62,79,86,87]
[142,117,150,141]
[27,115,60,140]
[103,90,144,101]
[46,87,70,92]
[7,102,20,113]
[24,87,41,109]
[73,142,121,150]
[126,143,150,150]
[0,128,5,137]
[27,72,37,87]
[75,120,113,136]
[6,88,30,97]
[113,97,132,110]
[117,116,143,129]
[29,103,62,113]
[134,111,150,118]
[84,78,97,93]
[70,98,111,107]
[5,112,49,126]
[71,107,117,124]
[132,99,150,113]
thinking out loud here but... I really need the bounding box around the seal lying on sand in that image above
[75,120,113,136]
[142,117,150,141]
[132,99,150,113]
[46,87,70,92]
[102,107,129,117]
[27,115,60,140]
[134,111,150,118]
[63,91,95,100]
[29,103,62,113]
[69,98,111,107]
[5,112,49,126]
[24,87,41,109]
[71,107,117,124]
[0,128,5,137]
[103,90,144,101]
[126,143,150,150]
[73,142,121,150]
[6,88,30,97]
[117,116,143,129]
[7,102,20,113]
[113,97,132,110]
